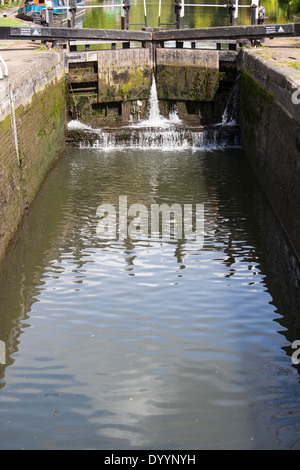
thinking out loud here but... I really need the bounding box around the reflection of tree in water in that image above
[81,0,290,31]
[83,2,121,29]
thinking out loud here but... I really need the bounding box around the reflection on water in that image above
[82,0,291,30]
[0,148,300,450]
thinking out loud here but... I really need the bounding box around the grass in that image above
[286,61,300,70]
[0,17,25,26]
[257,47,272,60]
[0,2,21,9]
[256,46,300,71]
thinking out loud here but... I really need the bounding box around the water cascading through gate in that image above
[67,75,241,150]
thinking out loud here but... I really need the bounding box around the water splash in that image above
[68,126,241,151]
[221,76,240,126]
[67,76,241,150]
[133,75,181,128]
[168,106,182,125]
[68,120,94,131]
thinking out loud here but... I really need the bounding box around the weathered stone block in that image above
[98,48,152,102]
[156,49,219,101]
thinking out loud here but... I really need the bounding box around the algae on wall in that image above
[98,48,152,103]
[17,77,66,208]
[156,49,219,102]
[99,65,152,103]
[239,71,274,162]
[67,46,240,125]
[67,49,153,124]
[0,113,24,259]
[0,77,66,263]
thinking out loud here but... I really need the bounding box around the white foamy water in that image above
[89,129,202,151]
[67,123,241,151]
[132,75,182,129]
[221,76,240,127]
[67,120,95,131]
[67,76,241,151]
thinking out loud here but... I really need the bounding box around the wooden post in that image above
[121,0,131,30]
[251,0,259,25]
[175,3,184,49]
[122,1,131,49]
[46,0,53,27]
[175,0,184,30]
[158,0,162,28]
[233,0,238,26]
[228,0,238,26]
[67,0,71,27]
[142,27,153,51]
[48,9,53,27]
[69,0,76,28]
[143,0,147,28]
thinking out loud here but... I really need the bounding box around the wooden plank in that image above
[294,23,300,35]
[69,40,125,45]
[0,23,298,43]
[152,23,297,41]
[0,26,152,42]
[0,27,9,39]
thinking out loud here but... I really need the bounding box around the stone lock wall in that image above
[97,48,153,103]
[67,47,236,125]
[240,50,300,260]
[156,49,220,102]
[0,52,66,263]
[67,48,153,124]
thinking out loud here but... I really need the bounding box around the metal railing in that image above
[43,0,147,30]
[158,0,265,28]
[42,0,266,30]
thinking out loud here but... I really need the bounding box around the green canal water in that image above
[82,0,291,30]
[0,0,300,452]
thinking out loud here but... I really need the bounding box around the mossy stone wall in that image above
[67,48,232,125]
[156,49,219,101]
[98,48,152,103]
[0,76,66,263]
[240,50,300,260]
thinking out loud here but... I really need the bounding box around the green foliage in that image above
[0,1,21,9]
[292,0,300,15]
[0,17,24,26]
[277,0,300,15]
